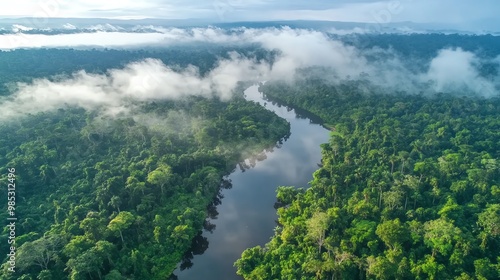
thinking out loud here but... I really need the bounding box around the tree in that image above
[109,195,122,212]
[66,241,115,280]
[366,256,396,280]
[420,255,445,280]
[403,175,421,209]
[303,258,325,279]
[80,215,107,241]
[63,235,94,259]
[474,258,498,280]
[37,270,53,280]
[108,211,135,244]
[376,218,408,251]
[424,218,462,257]
[66,249,102,280]
[478,204,500,237]
[125,176,146,195]
[398,151,410,174]
[383,190,404,210]
[235,246,264,277]
[17,234,64,271]
[347,219,377,252]
[276,186,299,206]
[323,248,355,280]
[104,270,125,280]
[477,204,500,248]
[147,164,173,195]
[307,212,330,254]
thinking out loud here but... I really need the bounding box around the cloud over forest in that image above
[0,27,499,120]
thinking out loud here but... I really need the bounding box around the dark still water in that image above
[173,84,330,280]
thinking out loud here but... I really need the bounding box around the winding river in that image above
[174,84,330,279]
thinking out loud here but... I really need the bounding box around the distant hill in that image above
[0,18,498,35]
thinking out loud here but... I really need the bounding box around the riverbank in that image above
[173,84,330,279]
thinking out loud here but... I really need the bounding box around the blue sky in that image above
[1,0,499,30]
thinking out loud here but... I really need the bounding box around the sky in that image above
[0,0,499,31]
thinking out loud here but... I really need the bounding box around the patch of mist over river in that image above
[173,84,330,279]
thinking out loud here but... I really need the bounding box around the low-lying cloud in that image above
[0,54,269,120]
[0,32,168,49]
[0,27,499,121]
[426,48,497,95]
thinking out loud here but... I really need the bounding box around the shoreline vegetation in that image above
[0,73,290,279]
[236,79,500,280]
[260,86,333,132]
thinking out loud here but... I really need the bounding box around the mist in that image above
[425,48,498,95]
[1,27,499,120]
[0,54,270,120]
[0,32,169,50]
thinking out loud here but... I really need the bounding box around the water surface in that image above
[174,84,330,279]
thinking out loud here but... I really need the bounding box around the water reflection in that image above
[172,179,232,278]
[173,84,330,280]
[178,233,209,271]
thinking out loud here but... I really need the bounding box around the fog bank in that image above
[1,27,499,120]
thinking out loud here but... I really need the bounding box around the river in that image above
[173,84,330,279]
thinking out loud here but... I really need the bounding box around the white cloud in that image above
[62,23,77,29]
[11,24,34,32]
[0,54,270,119]
[424,48,497,96]
[0,32,168,49]
[0,27,499,121]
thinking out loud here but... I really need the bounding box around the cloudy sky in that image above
[0,0,498,30]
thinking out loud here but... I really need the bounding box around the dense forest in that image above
[235,80,500,279]
[2,32,500,280]
[339,33,500,59]
[0,49,289,279]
